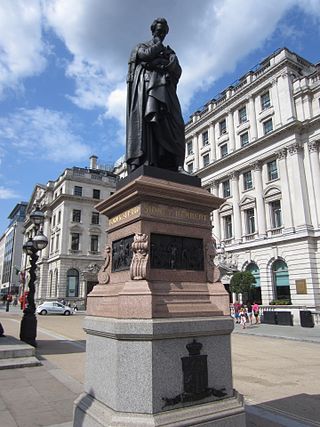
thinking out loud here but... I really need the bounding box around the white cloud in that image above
[0,186,20,200]
[0,108,91,162]
[43,0,305,119]
[0,0,47,97]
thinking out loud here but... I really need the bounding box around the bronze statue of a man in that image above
[126,18,185,173]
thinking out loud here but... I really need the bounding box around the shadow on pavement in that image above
[246,393,320,426]
[36,339,86,355]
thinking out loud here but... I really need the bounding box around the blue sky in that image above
[0,0,320,235]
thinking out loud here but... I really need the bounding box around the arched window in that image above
[66,268,79,297]
[272,259,290,302]
[246,262,261,304]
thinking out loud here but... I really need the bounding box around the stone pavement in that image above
[0,307,320,426]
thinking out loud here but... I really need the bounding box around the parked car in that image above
[36,301,73,316]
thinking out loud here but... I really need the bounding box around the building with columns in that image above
[184,47,320,308]
[22,156,117,308]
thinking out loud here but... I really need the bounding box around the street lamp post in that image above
[20,206,48,347]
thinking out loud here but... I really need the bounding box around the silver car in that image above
[36,301,73,316]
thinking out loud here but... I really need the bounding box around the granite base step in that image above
[0,356,41,369]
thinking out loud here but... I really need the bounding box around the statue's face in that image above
[153,23,166,41]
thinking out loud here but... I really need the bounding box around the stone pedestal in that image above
[73,167,245,426]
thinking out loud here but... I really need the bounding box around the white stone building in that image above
[22,156,117,308]
[0,202,27,298]
[184,47,320,309]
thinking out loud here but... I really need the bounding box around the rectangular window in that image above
[238,106,247,123]
[243,171,253,190]
[91,212,100,225]
[263,118,273,135]
[52,215,56,227]
[202,130,209,146]
[224,215,233,239]
[261,91,271,110]
[220,143,228,158]
[72,209,81,222]
[246,208,255,234]
[57,210,61,224]
[71,233,80,251]
[267,160,278,181]
[219,119,227,135]
[187,140,193,155]
[222,180,231,198]
[240,132,249,147]
[187,162,193,173]
[55,234,60,251]
[203,154,210,167]
[270,200,282,228]
[74,186,83,196]
[93,189,100,199]
[90,235,99,252]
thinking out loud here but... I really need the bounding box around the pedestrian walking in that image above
[246,302,253,325]
[252,301,260,324]
[233,301,241,324]
[240,307,247,329]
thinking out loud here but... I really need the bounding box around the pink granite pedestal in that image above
[74,170,246,427]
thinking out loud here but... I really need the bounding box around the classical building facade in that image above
[184,48,320,308]
[22,156,117,308]
[0,202,27,297]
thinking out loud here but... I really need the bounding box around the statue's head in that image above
[150,17,169,41]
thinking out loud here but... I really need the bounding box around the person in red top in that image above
[233,301,241,324]
[252,302,260,324]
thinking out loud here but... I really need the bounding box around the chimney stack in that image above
[90,155,98,170]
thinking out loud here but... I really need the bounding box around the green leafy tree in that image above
[230,271,256,296]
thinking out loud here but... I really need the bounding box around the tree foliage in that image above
[230,271,256,295]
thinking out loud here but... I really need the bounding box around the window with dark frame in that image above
[240,132,249,147]
[238,106,247,123]
[220,143,228,158]
[90,235,99,252]
[222,179,231,198]
[270,200,282,228]
[224,215,233,239]
[187,162,193,173]
[202,130,209,146]
[93,189,100,199]
[263,118,273,135]
[74,186,83,196]
[203,154,210,167]
[57,210,61,224]
[261,91,271,110]
[187,140,193,155]
[72,209,81,223]
[71,233,80,251]
[91,212,100,225]
[267,160,278,181]
[243,170,253,190]
[219,118,227,135]
[246,208,255,234]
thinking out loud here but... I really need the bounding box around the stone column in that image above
[278,72,296,123]
[253,162,266,237]
[211,180,220,242]
[193,133,199,171]
[271,78,282,128]
[231,172,241,242]
[228,110,235,152]
[277,148,294,233]
[209,122,216,161]
[308,141,320,226]
[248,95,258,141]
[287,143,312,229]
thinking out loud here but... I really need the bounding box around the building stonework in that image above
[185,48,320,308]
[22,157,117,308]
